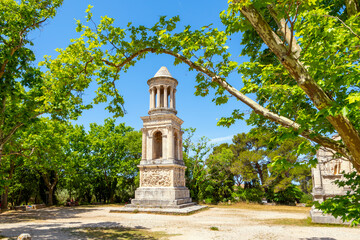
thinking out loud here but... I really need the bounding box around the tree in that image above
[182,128,213,201]
[21,118,72,206]
[230,132,271,188]
[61,124,92,203]
[78,118,141,203]
[206,145,235,203]
[0,126,37,209]
[8,166,39,206]
[68,1,360,173]
[228,130,311,203]
[0,0,63,177]
[0,0,127,208]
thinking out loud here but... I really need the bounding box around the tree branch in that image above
[100,46,350,163]
[235,2,360,171]
[324,14,360,41]
[0,112,43,151]
[0,17,49,79]
[267,4,302,59]
[3,147,35,158]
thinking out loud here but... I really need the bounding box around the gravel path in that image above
[0,206,359,240]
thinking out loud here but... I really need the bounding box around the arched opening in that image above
[153,131,162,159]
[334,162,341,174]
[174,132,178,160]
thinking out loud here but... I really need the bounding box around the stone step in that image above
[175,198,192,205]
[110,204,208,214]
[177,202,197,209]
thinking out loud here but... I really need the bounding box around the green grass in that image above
[264,217,353,227]
[69,227,178,240]
[209,226,219,231]
[208,202,311,213]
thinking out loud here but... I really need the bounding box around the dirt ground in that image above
[0,205,359,240]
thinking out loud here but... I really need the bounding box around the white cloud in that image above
[209,135,234,144]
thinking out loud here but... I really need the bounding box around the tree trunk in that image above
[345,0,359,16]
[48,187,54,206]
[255,163,264,186]
[42,172,58,206]
[0,152,15,210]
[1,187,8,210]
[0,146,5,210]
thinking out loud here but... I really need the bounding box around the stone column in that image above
[141,129,147,160]
[152,87,156,109]
[312,164,323,189]
[173,89,176,109]
[179,131,183,160]
[149,88,153,109]
[156,86,161,108]
[170,87,174,109]
[162,133,167,159]
[168,127,174,159]
[164,86,168,108]
[147,134,152,163]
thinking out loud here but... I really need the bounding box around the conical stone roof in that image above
[154,66,172,78]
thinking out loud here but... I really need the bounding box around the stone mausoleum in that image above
[121,66,205,213]
[310,136,355,224]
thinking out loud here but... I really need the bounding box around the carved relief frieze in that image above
[141,168,172,187]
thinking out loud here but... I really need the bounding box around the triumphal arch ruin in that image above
[311,137,355,224]
[121,66,205,213]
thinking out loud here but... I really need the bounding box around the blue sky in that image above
[30,0,253,144]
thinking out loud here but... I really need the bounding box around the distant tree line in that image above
[1,118,141,208]
[1,120,313,209]
[183,128,313,205]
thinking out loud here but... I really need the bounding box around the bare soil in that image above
[0,204,359,240]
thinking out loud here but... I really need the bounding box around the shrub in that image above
[233,187,264,203]
[271,185,304,205]
[205,198,214,204]
[55,189,69,205]
[300,193,313,207]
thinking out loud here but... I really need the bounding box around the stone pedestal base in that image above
[113,186,208,214]
[127,187,194,208]
[110,204,207,214]
[310,206,349,224]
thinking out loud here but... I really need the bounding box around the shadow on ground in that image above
[0,207,100,224]
[0,222,158,240]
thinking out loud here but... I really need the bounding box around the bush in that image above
[233,187,264,203]
[270,185,304,205]
[204,198,214,204]
[300,193,313,206]
[55,189,69,205]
